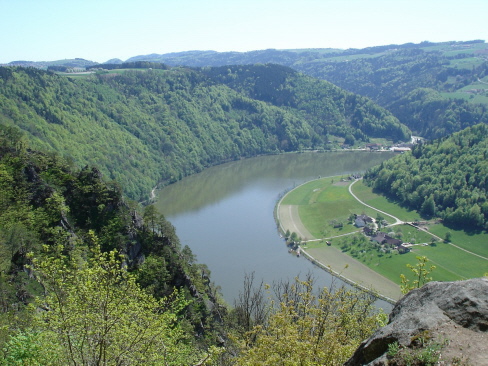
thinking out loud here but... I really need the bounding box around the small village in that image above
[354,214,411,254]
[286,211,424,258]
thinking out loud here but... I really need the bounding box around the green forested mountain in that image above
[0,124,227,363]
[0,125,384,364]
[128,41,488,139]
[299,46,488,139]
[0,65,408,200]
[200,64,409,142]
[364,123,488,230]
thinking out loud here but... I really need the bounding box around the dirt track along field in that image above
[278,204,314,241]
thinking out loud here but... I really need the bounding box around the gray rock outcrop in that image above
[345,277,488,365]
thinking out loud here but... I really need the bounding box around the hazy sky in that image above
[2,0,487,63]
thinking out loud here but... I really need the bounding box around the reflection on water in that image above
[157,151,392,216]
[155,151,395,309]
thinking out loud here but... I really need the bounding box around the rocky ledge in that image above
[345,277,488,365]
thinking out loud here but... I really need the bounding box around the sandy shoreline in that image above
[276,180,402,302]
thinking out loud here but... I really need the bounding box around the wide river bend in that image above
[155,151,394,307]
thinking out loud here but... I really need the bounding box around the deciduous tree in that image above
[23,234,202,365]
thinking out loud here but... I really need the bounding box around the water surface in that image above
[156,151,394,305]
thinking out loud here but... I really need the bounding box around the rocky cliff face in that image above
[345,277,488,365]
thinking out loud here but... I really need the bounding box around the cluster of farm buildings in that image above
[354,214,410,254]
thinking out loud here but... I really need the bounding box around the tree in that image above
[344,134,356,146]
[400,256,436,294]
[232,272,268,335]
[143,204,159,234]
[235,277,385,365]
[24,233,203,365]
[420,195,435,217]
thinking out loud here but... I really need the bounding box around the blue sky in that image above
[1,0,487,63]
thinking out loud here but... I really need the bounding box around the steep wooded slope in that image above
[364,123,488,230]
[0,125,222,351]
[0,65,407,200]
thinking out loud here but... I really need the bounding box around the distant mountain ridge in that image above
[125,40,486,67]
[3,58,99,69]
[11,39,482,141]
[125,40,488,139]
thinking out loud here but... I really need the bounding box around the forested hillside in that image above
[0,65,408,200]
[0,124,227,363]
[129,41,488,139]
[0,124,386,364]
[364,123,488,230]
[200,64,409,142]
[300,46,488,139]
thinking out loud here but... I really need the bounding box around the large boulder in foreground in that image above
[345,277,488,365]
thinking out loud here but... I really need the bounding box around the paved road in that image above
[348,179,403,226]
[349,179,488,261]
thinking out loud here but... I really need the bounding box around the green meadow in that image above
[282,177,378,237]
[283,177,487,287]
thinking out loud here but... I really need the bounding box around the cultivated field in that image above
[277,177,488,300]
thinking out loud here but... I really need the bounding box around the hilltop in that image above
[5,40,487,141]
[127,40,488,139]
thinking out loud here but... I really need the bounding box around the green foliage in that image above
[386,336,447,366]
[86,61,170,71]
[400,256,436,294]
[1,329,63,366]
[365,124,488,231]
[302,48,488,139]
[0,133,227,359]
[388,88,488,139]
[0,65,407,200]
[17,239,201,365]
[202,64,410,143]
[141,41,488,140]
[387,341,401,358]
[233,277,384,365]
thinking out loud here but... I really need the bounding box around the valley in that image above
[1,39,487,365]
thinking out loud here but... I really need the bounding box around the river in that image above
[155,151,394,307]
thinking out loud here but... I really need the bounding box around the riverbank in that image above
[275,176,403,302]
[276,175,488,302]
[301,245,401,302]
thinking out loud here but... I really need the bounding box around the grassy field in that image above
[282,178,378,238]
[350,181,487,275]
[413,244,486,279]
[351,181,420,222]
[427,224,488,258]
[442,93,488,105]
[278,176,487,293]
[352,180,488,259]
